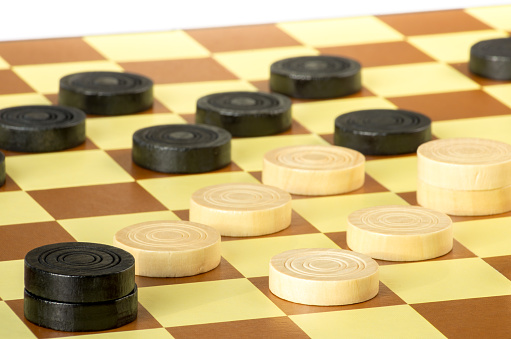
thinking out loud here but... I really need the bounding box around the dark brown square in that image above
[119,58,238,84]
[0,222,76,261]
[250,276,405,315]
[378,9,492,36]
[411,296,511,339]
[167,316,309,339]
[0,38,105,66]
[28,182,167,220]
[44,95,172,115]
[318,41,435,67]
[6,299,162,338]
[0,70,34,94]
[135,258,244,288]
[325,231,477,266]
[483,256,511,280]
[186,25,301,53]
[106,149,243,181]
[388,90,511,121]
[0,175,21,192]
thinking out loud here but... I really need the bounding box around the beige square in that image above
[290,305,445,339]
[13,60,123,94]
[7,150,133,190]
[138,278,284,327]
[363,62,479,97]
[0,93,50,110]
[138,171,259,211]
[432,115,511,144]
[0,191,53,226]
[214,46,319,81]
[84,31,210,62]
[155,80,256,113]
[76,329,173,339]
[465,5,511,31]
[0,302,36,338]
[221,233,340,277]
[484,84,511,108]
[408,30,508,63]
[232,134,328,171]
[278,16,403,47]
[86,113,186,150]
[379,258,511,304]
[454,217,511,258]
[0,57,9,69]
[365,156,418,193]
[0,260,24,300]
[293,96,396,134]
[292,192,408,233]
[59,211,180,245]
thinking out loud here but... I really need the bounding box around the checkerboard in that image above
[1,5,511,338]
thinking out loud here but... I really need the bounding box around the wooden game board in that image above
[1,5,511,339]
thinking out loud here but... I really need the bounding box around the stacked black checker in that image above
[24,242,137,332]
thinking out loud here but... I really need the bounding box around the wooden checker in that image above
[417,137,511,190]
[1,5,511,339]
[269,248,379,306]
[113,220,221,277]
[262,145,365,195]
[347,205,453,261]
[189,183,292,237]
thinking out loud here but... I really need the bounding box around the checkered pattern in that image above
[1,6,511,339]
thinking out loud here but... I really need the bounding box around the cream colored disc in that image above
[347,205,453,261]
[262,145,365,195]
[189,183,292,237]
[113,220,221,277]
[269,248,379,306]
[417,138,511,190]
[417,179,511,216]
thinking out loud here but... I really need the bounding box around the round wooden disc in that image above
[469,38,511,80]
[132,124,231,174]
[269,248,379,306]
[24,242,135,303]
[270,55,361,99]
[195,91,292,137]
[417,138,511,190]
[262,145,365,196]
[189,183,292,237]
[24,286,137,332]
[347,205,453,261]
[59,71,153,115]
[0,105,86,152]
[113,220,221,277]
[417,179,511,216]
[334,109,432,155]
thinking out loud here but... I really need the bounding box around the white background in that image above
[1,0,510,41]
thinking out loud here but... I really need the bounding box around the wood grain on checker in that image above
[1,5,511,339]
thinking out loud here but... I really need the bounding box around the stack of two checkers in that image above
[417,137,511,216]
[23,243,137,332]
